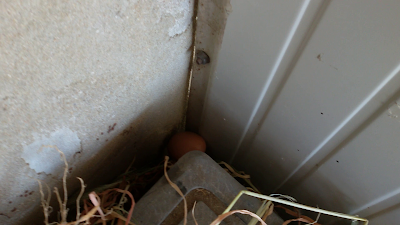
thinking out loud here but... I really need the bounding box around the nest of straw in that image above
[38,146,319,225]
[37,146,136,225]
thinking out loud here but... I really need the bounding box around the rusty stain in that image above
[24,194,28,197]
[107,123,117,133]
[8,201,12,204]
[24,190,28,193]
[29,191,34,195]
[96,138,99,140]
[11,208,16,212]
[19,195,23,197]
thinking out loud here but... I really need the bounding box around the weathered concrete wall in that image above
[0,0,193,224]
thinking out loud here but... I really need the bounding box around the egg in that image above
[167,132,206,160]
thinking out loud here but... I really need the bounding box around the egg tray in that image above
[131,151,284,225]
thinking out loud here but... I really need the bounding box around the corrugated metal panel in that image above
[197,0,400,223]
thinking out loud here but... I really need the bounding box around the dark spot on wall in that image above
[106,139,109,142]
[321,112,323,115]
[19,195,23,197]
[297,149,300,152]
[196,50,210,65]
[25,190,28,193]
[0,213,10,219]
[24,194,27,197]
[120,126,133,136]
[11,208,17,212]
[73,151,82,159]
[329,64,338,70]
[96,138,99,140]
[336,160,339,163]
[8,201,12,204]
[29,191,34,195]
[108,123,117,133]
[101,132,104,135]
[68,167,73,173]
[317,54,322,61]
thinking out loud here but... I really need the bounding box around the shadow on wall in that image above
[367,201,400,222]
[199,87,400,225]
[197,93,247,162]
[200,103,359,225]
[6,92,185,225]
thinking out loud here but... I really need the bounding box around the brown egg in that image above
[167,132,206,160]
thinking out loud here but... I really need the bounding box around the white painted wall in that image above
[199,0,400,223]
[0,1,193,224]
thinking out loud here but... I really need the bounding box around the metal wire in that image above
[218,190,368,225]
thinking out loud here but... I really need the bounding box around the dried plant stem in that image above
[54,187,64,222]
[219,161,260,193]
[249,200,272,225]
[112,207,129,215]
[164,156,187,225]
[118,184,130,208]
[261,202,274,223]
[75,177,86,224]
[305,211,321,225]
[283,217,312,225]
[192,201,198,225]
[124,157,136,174]
[210,210,267,225]
[275,205,321,225]
[219,162,250,179]
[42,145,69,222]
[109,211,136,225]
[89,192,106,220]
[37,180,51,225]
[112,188,136,225]
[65,205,100,225]
[45,183,52,209]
